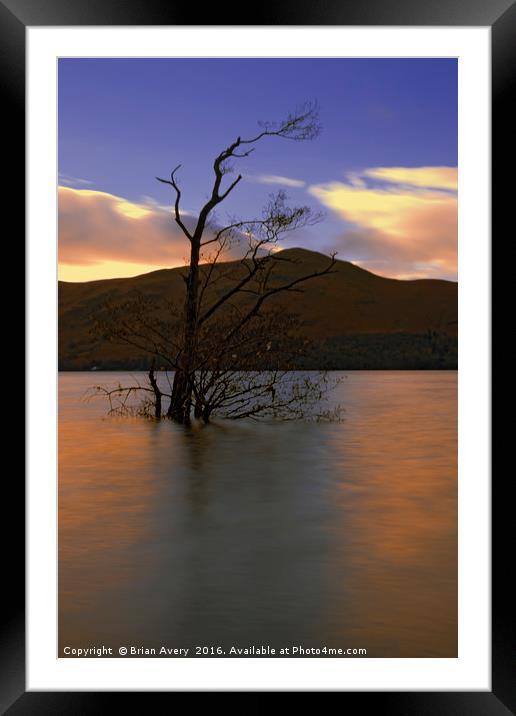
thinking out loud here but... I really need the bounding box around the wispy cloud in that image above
[140,195,195,216]
[308,166,457,280]
[58,173,94,187]
[363,166,457,191]
[246,174,306,188]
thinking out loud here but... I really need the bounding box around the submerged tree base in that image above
[88,368,344,425]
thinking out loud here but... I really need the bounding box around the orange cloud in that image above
[309,166,457,280]
[58,186,194,281]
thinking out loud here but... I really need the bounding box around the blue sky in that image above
[58,58,458,282]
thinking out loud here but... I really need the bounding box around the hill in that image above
[58,248,457,370]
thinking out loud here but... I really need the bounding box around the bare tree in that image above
[94,102,342,425]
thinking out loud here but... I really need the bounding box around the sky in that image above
[58,58,457,282]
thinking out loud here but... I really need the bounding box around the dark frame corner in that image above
[5,0,512,711]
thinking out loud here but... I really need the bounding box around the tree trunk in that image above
[168,239,201,424]
[148,365,162,419]
[168,368,192,423]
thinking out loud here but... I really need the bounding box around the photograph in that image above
[57,56,458,659]
[0,0,504,703]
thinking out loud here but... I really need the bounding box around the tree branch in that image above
[224,254,337,343]
[156,164,192,241]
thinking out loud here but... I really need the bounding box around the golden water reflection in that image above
[59,371,456,656]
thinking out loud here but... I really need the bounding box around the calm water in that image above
[59,371,457,657]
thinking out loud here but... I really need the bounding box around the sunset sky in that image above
[58,58,457,282]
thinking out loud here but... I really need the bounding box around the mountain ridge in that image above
[59,247,457,287]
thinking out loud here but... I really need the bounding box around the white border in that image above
[27,27,490,691]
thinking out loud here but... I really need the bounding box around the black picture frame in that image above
[3,0,510,710]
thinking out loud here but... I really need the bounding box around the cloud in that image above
[58,186,250,281]
[363,166,457,191]
[345,173,366,189]
[58,186,195,280]
[246,174,306,188]
[308,166,457,280]
[58,173,94,187]
[140,195,195,215]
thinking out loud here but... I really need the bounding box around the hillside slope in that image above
[59,248,457,370]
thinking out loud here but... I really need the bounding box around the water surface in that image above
[59,371,457,657]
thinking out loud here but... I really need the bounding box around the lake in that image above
[59,370,457,657]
